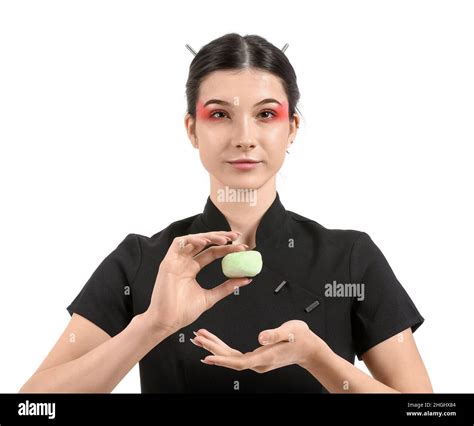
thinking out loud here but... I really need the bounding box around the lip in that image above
[228,158,261,163]
[227,159,262,171]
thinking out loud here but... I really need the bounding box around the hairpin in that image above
[185,42,289,56]
[185,44,197,56]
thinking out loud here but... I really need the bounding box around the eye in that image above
[210,110,229,119]
[258,110,277,120]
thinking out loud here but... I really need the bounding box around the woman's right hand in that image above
[143,231,252,336]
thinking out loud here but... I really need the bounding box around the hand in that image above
[192,320,325,373]
[144,231,252,336]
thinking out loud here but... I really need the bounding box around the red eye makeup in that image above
[196,100,212,121]
[196,99,290,122]
[272,101,289,121]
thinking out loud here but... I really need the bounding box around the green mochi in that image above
[221,250,263,278]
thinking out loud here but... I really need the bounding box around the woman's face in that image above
[185,68,299,190]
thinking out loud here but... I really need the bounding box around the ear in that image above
[184,113,199,149]
[288,113,300,149]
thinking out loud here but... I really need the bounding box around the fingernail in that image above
[200,359,213,365]
[193,331,199,337]
[190,338,200,346]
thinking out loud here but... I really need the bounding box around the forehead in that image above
[198,68,287,102]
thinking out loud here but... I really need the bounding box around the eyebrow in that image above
[203,98,282,108]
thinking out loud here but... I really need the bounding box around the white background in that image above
[1,0,473,393]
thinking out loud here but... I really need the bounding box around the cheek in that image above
[261,124,289,147]
[195,130,224,164]
[261,130,288,164]
[196,122,228,147]
[197,144,219,174]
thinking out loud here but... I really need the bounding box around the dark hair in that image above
[185,33,300,120]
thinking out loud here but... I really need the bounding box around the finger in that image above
[177,236,212,256]
[192,231,241,245]
[176,234,232,257]
[201,354,247,370]
[205,277,252,309]
[191,334,236,356]
[174,231,240,256]
[193,243,249,269]
[195,234,231,248]
[204,343,287,370]
[195,329,231,347]
[202,350,263,371]
[194,329,240,353]
[258,323,296,346]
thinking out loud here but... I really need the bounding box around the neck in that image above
[209,177,277,249]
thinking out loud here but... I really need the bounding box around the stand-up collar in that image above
[200,192,288,246]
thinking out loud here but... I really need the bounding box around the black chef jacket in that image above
[67,192,424,393]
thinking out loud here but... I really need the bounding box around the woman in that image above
[20,33,432,393]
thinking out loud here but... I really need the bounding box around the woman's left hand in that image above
[191,320,326,373]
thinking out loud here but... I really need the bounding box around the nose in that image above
[235,138,256,151]
[232,117,256,151]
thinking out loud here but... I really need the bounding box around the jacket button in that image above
[305,299,320,313]
[274,280,287,293]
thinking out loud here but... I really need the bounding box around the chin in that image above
[221,178,267,190]
[221,182,261,191]
[218,174,267,191]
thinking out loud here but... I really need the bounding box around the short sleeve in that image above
[350,232,424,360]
[66,233,142,337]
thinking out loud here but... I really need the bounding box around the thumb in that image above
[205,277,252,309]
[258,328,278,345]
[258,325,294,345]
